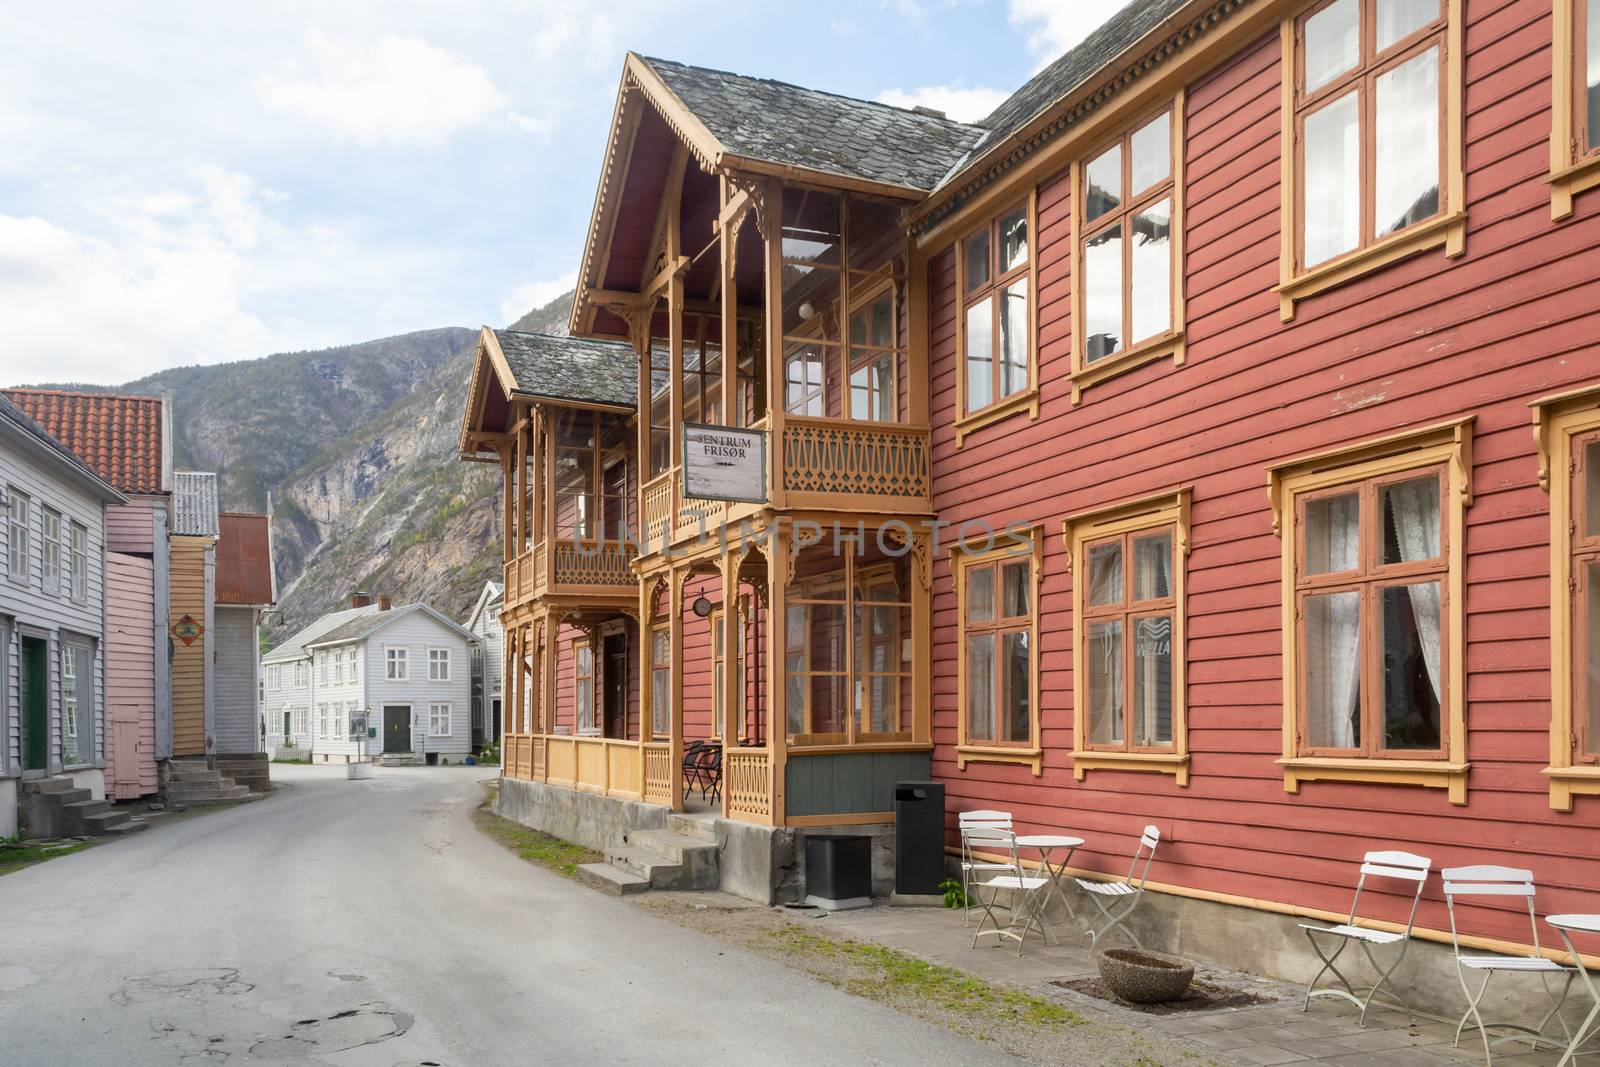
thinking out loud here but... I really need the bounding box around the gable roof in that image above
[262,603,380,663]
[304,602,477,649]
[0,394,126,504]
[636,55,988,194]
[2,388,169,495]
[464,580,504,632]
[172,471,219,536]
[490,328,638,409]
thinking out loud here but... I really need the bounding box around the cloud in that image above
[256,29,539,147]
[532,12,616,65]
[500,271,578,326]
[877,84,1010,123]
[0,166,451,385]
[1008,0,1129,65]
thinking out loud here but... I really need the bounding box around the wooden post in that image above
[500,444,514,564]
[911,537,932,745]
[512,407,527,561]
[720,178,740,428]
[668,567,685,811]
[764,180,786,510]
[542,411,556,588]
[543,609,558,743]
[766,521,787,825]
[719,549,740,817]
[507,625,520,742]
[906,248,930,427]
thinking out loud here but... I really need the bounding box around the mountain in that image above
[56,291,574,642]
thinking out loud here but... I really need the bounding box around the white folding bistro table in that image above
[1546,915,1600,1066]
[1016,834,1085,936]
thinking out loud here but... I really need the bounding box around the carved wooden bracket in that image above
[726,174,769,242]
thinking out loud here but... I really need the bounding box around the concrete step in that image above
[100,818,150,836]
[21,778,80,796]
[576,863,652,896]
[664,812,720,844]
[83,809,133,833]
[606,832,720,891]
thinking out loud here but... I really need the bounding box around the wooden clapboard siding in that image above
[925,0,1600,952]
[681,575,717,742]
[105,552,158,797]
[212,605,259,755]
[168,536,209,757]
[105,497,161,555]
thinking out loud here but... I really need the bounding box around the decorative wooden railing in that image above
[782,418,930,506]
[642,471,674,549]
[642,742,673,806]
[551,540,634,588]
[725,748,772,823]
[675,472,722,541]
[532,735,547,780]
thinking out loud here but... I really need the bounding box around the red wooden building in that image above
[462,0,1600,994]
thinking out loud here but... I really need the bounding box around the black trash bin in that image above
[893,781,945,896]
[804,834,872,907]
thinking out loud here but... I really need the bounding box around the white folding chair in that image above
[1074,825,1159,950]
[968,828,1052,956]
[959,810,1014,925]
[1300,849,1431,1026]
[1443,865,1576,1064]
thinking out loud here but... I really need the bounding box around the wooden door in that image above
[382,706,411,753]
[110,713,142,799]
[20,637,48,772]
[603,633,627,739]
[282,711,292,744]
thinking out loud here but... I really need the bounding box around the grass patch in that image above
[0,839,97,876]
[472,788,601,877]
[766,925,1082,1029]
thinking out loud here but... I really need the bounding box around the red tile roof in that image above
[1,388,167,494]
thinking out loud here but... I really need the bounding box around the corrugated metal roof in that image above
[2,388,168,494]
[216,512,273,606]
[171,471,219,536]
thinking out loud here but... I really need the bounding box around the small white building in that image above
[463,580,502,751]
[262,595,476,765]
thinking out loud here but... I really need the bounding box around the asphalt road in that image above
[0,763,1008,1066]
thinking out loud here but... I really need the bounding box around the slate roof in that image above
[0,394,125,502]
[262,603,380,663]
[172,471,219,536]
[494,330,638,408]
[640,56,987,192]
[932,0,1195,193]
[3,388,167,494]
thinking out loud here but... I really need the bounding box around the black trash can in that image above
[893,781,945,896]
[805,834,872,907]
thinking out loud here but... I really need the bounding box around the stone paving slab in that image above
[818,902,1589,1066]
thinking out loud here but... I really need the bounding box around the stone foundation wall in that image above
[215,753,271,793]
[0,778,16,838]
[495,776,668,856]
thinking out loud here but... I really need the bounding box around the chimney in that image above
[350,591,372,609]
[377,594,392,612]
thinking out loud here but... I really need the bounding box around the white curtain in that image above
[1387,480,1442,702]
[1308,593,1362,749]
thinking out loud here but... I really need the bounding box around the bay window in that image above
[1270,419,1469,801]
[1076,102,1184,392]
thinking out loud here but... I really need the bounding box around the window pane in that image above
[1305,590,1361,748]
[1000,207,1029,272]
[1130,112,1171,195]
[1002,560,1030,618]
[870,292,894,346]
[811,674,847,735]
[1377,0,1438,51]
[1088,619,1124,744]
[1380,474,1441,564]
[1089,540,1123,606]
[965,300,993,410]
[1130,197,1172,345]
[1085,144,1122,222]
[785,656,804,734]
[999,279,1029,397]
[1305,0,1360,93]
[1003,630,1031,743]
[782,190,840,264]
[1375,47,1440,239]
[808,605,846,672]
[1133,531,1173,601]
[964,229,991,292]
[1133,615,1174,746]
[1589,0,1600,150]
[967,564,995,623]
[1304,91,1360,266]
[1588,440,1600,537]
[1305,491,1360,574]
[1586,560,1600,755]
[1084,223,1124,363]
[1381,582,1442,750]
[967,633,996,741]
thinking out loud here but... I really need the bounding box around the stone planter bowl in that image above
[1094,947,1195,1004]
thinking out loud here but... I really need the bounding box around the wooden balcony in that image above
[503,537,635,610]
[781,417,931,512]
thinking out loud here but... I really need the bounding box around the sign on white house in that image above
[682,423,766,504]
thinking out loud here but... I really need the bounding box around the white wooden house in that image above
[261,597,379,757]
[1,396,125,837]
[463,580,502,751]
[263,596,476,765]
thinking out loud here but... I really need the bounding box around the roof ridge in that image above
[494,327,632,349]
[1,386,165,404]
[640,55,988,130]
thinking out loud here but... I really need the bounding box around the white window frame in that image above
[42,506,61,595]
[318,652,329,685]
[428,646,451,681]
[69,521,87,603]
[429,701,452,737]
[7,487,30,583]
[62,644,80,764]
[386,646,409,681]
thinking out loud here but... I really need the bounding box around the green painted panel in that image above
[785,751,933,817]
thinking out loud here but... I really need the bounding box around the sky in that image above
[0,0,1124,386]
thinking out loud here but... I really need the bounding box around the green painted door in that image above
[383,706,410,754]
[21,637,49,771]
